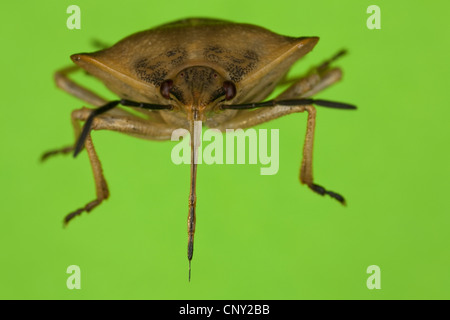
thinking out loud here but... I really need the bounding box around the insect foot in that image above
[63,198,105,227]
[40,145,75,162]
[309,183,346,205]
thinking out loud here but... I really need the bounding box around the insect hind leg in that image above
[316,49,347,75]
[277,50,348,100]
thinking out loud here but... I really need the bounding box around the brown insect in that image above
[42,18,356,280]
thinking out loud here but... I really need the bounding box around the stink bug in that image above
[42,18,356,280]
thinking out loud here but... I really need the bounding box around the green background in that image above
[1,0,449,299]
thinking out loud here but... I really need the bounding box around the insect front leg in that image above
[60,109,177,225]
[41,106,150,160]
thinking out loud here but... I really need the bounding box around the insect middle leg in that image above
[64,132,109,225]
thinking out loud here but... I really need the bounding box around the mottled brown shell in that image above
[71,18,318,105]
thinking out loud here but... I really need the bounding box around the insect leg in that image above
[315,50,347,74]
[72,107,178,140]
[299,105,346,204]
[41,109,83,161]
[217,101,354,203]
[43,66,123,161]
[61,109,177,225]
[54,65,108,106]
[42,101,171,161]
[41,105,140,161]
[64,133,109,225]
[277,49,348,100]
[73,100,172,156]
[277,68,343,100]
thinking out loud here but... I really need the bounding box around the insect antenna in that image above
[222,98,356,110]
[73,99,172,157]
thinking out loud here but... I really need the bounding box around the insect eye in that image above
[160,79,173,99]
[223,81,236,100]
